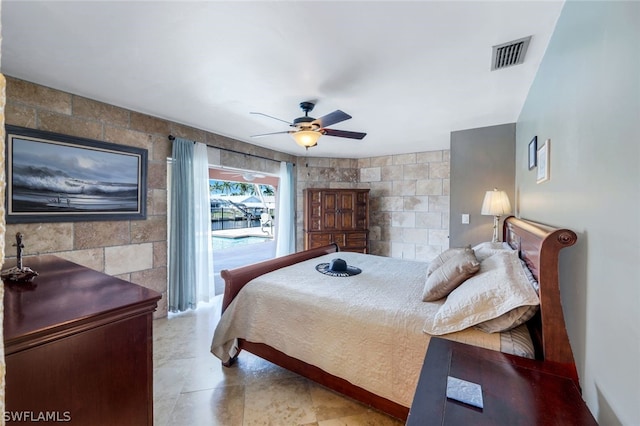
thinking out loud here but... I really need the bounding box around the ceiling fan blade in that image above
[322,128,367,140]
[250,112,292,125]
[312,110,352,128]
[250,130,293,138]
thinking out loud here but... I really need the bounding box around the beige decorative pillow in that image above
[426,246,470,277]
[422,248,480,302]
[423,251,540,335]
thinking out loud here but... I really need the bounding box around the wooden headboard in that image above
[503,216,578,383]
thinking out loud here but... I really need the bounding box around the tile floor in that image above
[153,298,404,426]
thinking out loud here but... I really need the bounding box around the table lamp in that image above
[481,188,511,242]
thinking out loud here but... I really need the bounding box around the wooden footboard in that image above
[220,243,339,312]
[219,242,408,419]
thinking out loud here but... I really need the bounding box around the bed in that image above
[211,216,578,420]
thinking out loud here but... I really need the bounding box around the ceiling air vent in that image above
[491,36,532,71]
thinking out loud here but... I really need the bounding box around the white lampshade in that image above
[291,130,321,148]
[481,188,511,216]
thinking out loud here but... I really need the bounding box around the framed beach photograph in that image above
[5,125,147,223]
[528,136,537,170]
[536,139,550,184]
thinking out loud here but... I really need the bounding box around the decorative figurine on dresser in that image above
[2,234,161,425]
[1,232,39,284]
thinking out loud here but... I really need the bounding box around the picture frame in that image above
[5,125,147,223]
[528,136,537,170]
[536,139,550,184]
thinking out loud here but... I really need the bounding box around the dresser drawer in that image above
[307,233,333,248]
[345,232,367,246]
[307,232,346,248]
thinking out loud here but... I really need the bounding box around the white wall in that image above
[516,1,639,424]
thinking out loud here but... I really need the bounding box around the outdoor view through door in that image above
[208,167,278,295]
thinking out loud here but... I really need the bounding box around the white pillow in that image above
[472,241,515,262]
[423,251,539,336]
[474,259,540,333]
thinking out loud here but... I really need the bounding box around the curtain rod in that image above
[168,134,292,165]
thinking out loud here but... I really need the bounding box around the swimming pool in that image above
[212,236,272,251]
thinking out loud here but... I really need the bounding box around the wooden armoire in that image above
[303,188,370,253]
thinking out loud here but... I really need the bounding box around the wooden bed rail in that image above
[220,243,339,312]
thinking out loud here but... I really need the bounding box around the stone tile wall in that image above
[294,151,450,260]
[4,77,294,318]
[4,77,173,316]
[4,77,451,319]
[358,151,450,260]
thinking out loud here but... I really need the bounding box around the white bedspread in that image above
[211,252,500,407]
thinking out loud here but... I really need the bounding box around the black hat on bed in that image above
[315,258,362,277]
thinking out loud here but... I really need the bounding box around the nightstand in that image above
[406,337,597,425]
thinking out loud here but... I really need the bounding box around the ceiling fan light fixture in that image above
[251,102,364,146]
[291,130,320,148]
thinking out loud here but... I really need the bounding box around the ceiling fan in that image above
[250,101,367,148]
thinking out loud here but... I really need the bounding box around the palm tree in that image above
[237,183,256,195]
[220,181,234,195]
[260,185,275,196]
[210,180,224,195]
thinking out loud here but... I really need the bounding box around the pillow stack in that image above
[422,242,540,335]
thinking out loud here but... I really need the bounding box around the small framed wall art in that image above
[536,139,550,184]
[528,136,537,170]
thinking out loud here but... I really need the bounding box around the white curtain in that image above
[168,138,214,312]
[193,143,214,303]
[275,161,295,257]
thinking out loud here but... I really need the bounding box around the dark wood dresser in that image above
[3,255,161,426]
[303,188,370,253]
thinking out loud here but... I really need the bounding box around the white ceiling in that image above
[1,1,564,159]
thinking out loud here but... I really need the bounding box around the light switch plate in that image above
[461,214,470,224]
